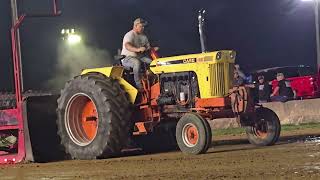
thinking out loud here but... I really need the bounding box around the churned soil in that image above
[0,129,319,180]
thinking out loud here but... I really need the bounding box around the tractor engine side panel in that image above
[158,72,199,108]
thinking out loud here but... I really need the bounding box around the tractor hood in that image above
[150,50,235,74]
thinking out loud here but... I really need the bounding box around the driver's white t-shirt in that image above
[121,30,150,57]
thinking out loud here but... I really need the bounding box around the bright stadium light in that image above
[67,34,82,45]
[61,28,82,45]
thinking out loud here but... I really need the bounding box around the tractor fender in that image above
[81,66,138,103]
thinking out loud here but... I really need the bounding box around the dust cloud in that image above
[46,43,113,91]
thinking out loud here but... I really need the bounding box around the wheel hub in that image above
[254,120,268,139]
[182,123,199,147]
[65,93,99,146]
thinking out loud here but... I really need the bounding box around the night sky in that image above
[0,0,316,91]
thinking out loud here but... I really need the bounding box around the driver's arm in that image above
[125,42,145,53]
[145,42,151,50]
[123,32,145,53]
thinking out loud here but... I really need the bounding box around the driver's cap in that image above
[134,18,148,26]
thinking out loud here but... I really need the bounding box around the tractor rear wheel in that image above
[176,113,212,155]
[56,73,132,159]
[245,108,281,146]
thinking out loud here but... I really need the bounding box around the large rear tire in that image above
[176,113,212,155]
[245,108,281,146]
[56,73,132,159]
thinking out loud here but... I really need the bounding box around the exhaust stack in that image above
[198,9,207,53]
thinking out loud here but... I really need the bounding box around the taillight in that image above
[310,77,318,87]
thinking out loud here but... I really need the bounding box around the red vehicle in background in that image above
[251,66,320,99]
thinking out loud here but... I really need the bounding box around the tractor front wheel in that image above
[176,113,212,155]
[245,108,281,146]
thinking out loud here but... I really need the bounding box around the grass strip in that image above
[213,123,320,136]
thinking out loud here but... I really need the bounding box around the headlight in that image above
[230,51,236,59]
[216,52,222,60]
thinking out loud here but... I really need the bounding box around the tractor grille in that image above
[209,63,234,97]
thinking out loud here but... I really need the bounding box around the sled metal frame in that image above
[0,0,61,164]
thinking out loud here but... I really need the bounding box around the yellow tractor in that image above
[56,10,281,159]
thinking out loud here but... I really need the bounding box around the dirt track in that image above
[0,129,320,180]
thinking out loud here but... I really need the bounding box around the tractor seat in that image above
[114,55,133,73]
[114,55,131,71]
[114,55,126,62]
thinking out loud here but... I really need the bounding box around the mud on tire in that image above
[56,73,132,159]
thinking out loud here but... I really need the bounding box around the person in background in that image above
[234,64,253,84]
[255,75,271,103]
[234,64,246,80]
[233,71,244,86]
[270,73,296,102]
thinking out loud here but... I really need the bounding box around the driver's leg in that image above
[122,56,142,89]
[140,56,152,64]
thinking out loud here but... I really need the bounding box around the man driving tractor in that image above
[121,18,159,91]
